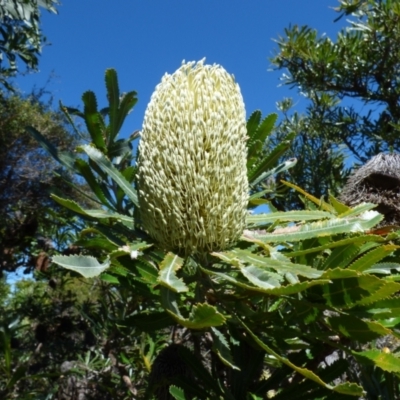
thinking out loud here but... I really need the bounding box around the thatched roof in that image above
[340,152,400,226]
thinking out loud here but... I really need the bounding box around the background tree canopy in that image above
[0,90,87,276]
[0,0,58,88]
[267,0,400,210]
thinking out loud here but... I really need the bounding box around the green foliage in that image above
[26,67,400,400]
[269,0,400,210]
[0,89,88,276]
[0,1,59,89]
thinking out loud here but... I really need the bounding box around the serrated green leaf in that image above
[74,158,114,208]
[366,297,400,319]
[321,270,400,308]
[247,140,263,166]
[121,165,136,183]
[364,262,400,274]
[247,210,332,225]
[167,303,226,329]
[81,144,139,207]
[202,266,329,295]
[117,91,138,133]
[211,327,239,370]
[100,273,120,284]
[239,265,282,289]
[75,236,118,252]
[255,211,383,243]
[331,382,366,396]
[108,264,130,277]
[322,244,361,270]
[246,110,262,140]
[134,258,158,284]
[27,126,76,171]
[251,113,277,146]
[51,194,133,225]
[82,91,106,150]
[327,315,392,343]
[356,280,400,306]
[353,349,400,374]
[248,132,296,183]
[214,249,323,279]
[52,255,110,278]
[249,157,297,187]
[169,386,186,400]
[338,202,378,218]
[105,68,120,140]
[288,235,385,258]
[349,245,399,272]
[158,252,188,293]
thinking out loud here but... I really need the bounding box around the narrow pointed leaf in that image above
[105,68,120,140]
[74,158,114,208]
[115,91,138,136]
[213,249,323,279]
[82,91,106,149]
[135,259,158,284]
[322,244,361,270]
[254,212,382,243]
[247,210,332,225]
[51,194,133,225]
[338,202,378,218]
[202,266,329,295]
[239,265,282,289]
[246,110,262,141]
[321,270,400,308]
[211,327,240,370]
[27,126,76,171]
[288,235,384,258]
[249,157,297,187]
[238,318,364,397]
[364,262,400,275]
[248,132,296,182]
[52,255,110,278]
[251,113,277,146]
[81,144,139,207]
[349,245,399,272]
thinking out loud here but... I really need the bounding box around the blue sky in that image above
[13,0,347,139]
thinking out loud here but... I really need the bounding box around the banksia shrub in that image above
[137,59,248,256]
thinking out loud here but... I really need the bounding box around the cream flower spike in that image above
[137,59,248,256]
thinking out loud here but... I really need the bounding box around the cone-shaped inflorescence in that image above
[340,152,400,226]
[137,59,249,256]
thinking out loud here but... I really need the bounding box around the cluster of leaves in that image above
[0,87,90,277]
[268,0,400,210]
[25,68,400,400]
[0,268,155,399]
[0,0,59,89]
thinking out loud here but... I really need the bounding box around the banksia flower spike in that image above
[137,59,248,256]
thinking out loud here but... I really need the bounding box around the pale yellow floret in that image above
[137,59,249,256]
